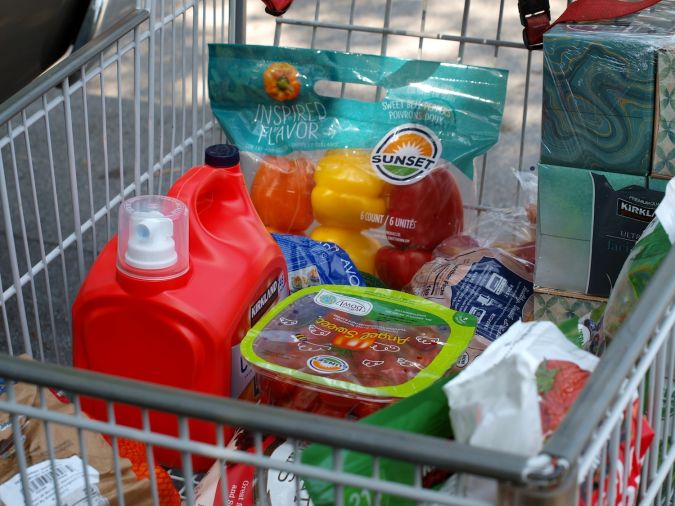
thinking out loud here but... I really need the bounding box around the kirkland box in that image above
[535,164,663,297]
[541,1,675,175]
[650,176,671,192]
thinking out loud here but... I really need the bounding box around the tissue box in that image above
[653,47,675,179]
[650,176,671,192]
[533,287,606,325]
[541,1,675,175]
[535,164,663,296]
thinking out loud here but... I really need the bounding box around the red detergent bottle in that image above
[72,144,288,470]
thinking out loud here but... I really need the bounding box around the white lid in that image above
[117,196,189,280]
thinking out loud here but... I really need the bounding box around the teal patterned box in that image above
[653,47,675,178]
[541,2,675,176]
[533,287,606,326]
[542,108,652,174]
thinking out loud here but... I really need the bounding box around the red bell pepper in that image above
[375,247,432,290]
[385,169,463,251]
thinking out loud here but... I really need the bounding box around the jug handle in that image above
[168,166,264,255]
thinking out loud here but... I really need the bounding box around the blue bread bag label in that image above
[272,233,365,292]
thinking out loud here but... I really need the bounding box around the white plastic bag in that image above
[444,321,598,456]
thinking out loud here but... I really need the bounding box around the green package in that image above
[603,179,675,340]
[300,377,455,506]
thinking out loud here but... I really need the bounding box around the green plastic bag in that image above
[300,377,454,506]
[557,303,605,354]
[603,178,675,340]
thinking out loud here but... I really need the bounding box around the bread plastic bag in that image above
[433,168,537,265]
[603,178,675,341]
[406,247,534,369]
[433,207,536,264]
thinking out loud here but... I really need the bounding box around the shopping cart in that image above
[0,0,673,504]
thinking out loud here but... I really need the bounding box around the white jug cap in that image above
[117,196,189,280]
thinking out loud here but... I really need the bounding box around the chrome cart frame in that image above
[0,0,673,504]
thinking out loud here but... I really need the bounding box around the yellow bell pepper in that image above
[311,149,387,230]
[310,226,380,274]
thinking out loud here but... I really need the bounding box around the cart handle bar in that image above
[0,352,538,484]
[545,245,675,462]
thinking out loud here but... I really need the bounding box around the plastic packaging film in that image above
[540,0,675,176]
[208,44,508,279]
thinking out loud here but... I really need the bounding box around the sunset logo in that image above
[371,123,441,184]
[307,355,349,374]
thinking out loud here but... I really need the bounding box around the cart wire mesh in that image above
[0,0,673,504]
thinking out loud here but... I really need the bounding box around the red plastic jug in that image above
[72,145,288,470]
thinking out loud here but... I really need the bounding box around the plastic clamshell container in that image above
[241,285,476,418]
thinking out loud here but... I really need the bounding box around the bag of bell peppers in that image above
[208,44,508,287]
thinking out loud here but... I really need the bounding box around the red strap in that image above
[524,12,553,48]
[554,0,662,25]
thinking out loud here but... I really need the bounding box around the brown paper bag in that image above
[0,380,154,505]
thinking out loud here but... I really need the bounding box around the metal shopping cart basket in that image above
[0,0,673,504]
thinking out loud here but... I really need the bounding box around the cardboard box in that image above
[533,287,606,325]
[653,48,675,178]
[536,164,663,296]
[541,2,675,175]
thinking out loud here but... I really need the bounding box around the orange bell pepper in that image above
[250,156,315,234]
[263,62,301,102]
